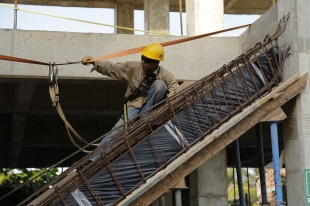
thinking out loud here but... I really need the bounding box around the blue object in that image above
[270,121,284,205]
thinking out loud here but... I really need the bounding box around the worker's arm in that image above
[82,55,137,81]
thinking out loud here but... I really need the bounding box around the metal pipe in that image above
[256,123,268,203]
[234,139,246,206]
[178,0,183,35]
[270,121,284,205]
[14,0,18,29]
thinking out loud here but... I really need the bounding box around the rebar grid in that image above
[20,14,290,206]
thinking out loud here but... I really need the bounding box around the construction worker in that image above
[81,42,179,161]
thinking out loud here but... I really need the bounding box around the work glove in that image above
[167,90,176,98]
[81,55,96,73]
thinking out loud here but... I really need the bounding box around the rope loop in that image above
[48,65,99,153]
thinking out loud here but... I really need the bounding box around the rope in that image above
[49,84,98,153]
[0,3,170,36]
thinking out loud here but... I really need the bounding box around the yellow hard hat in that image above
[140,43,164,61]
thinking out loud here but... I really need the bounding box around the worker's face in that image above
[141,55,159,73]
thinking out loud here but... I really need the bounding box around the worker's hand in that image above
[167,90,176,98]
[82,55,97,73]
[81,55,94,66]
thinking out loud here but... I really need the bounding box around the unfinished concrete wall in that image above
[277,1,310,206]
[241,1,310,205]
[240,5,278,53]
[0,29,240,81]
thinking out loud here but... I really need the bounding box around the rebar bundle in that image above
[22,14,290,206]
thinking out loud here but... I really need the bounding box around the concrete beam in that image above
[0,29,241,81]
[0,0,186,12]
[122,73,307,205]
[1,0,274,14]
[225,9,268,15]
[224,0,239,11]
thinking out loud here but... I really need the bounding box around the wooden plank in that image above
[260,107,287,122]
[120,73,307,206]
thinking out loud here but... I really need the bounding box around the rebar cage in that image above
[17,14,290,206]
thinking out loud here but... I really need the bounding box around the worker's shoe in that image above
[77,160,93,171]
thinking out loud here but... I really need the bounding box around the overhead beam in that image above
[225,9,269,15]
[122,73,308,205]
[224,0,239,11]
[0,0,186,12]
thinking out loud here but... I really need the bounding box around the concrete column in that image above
[175,190,182,206]
[189,150,228,206]
[278,0,310,206]
[185,0,224,36]
[144,0,169,35]
[186,2,226,202]
[115,3,134,34]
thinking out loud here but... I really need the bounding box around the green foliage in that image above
[0,168,59,206]
[228,186,258,205]
[227,167,259,206]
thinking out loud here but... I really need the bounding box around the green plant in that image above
[0,168,59,206]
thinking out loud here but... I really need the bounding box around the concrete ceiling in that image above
[224,0,278,14]
[0,0,277,14]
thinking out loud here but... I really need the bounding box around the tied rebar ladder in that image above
[20,14,292,206]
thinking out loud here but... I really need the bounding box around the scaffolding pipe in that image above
[14,0,17,29]
[269,121,284,205]
[256,123,268,203]
[234,139,246,206]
